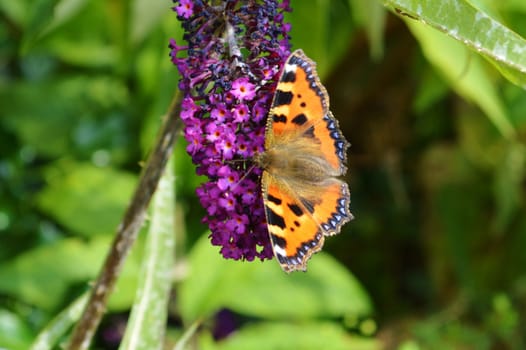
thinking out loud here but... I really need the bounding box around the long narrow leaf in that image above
[407,20,514,138]
[119,156,176,350]
[30,292,89,350]
[384,0,520,138]
[384,0,526,88]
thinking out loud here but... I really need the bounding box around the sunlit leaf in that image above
[198,322,379,350]
[48,40,118,68]
[45,0,90,33]
[130,0,168,45]
[406,20,514,138]
[286,0,354,78]
[22,0,90,52]
[0,236,140,311]
[0,0,29,26]
[0,237,108,310]
[385,0,526,89]
[120,158,175,350]
[37,161,136,237]
[179,234,372,323]
[22,0,58,51]
[30,292,89,350]
[0,309,34,350]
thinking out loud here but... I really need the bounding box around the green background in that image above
[1,0,526,349]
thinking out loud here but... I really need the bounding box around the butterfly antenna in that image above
[230,162,258,192]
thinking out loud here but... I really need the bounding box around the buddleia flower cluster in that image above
[170,0,291,261]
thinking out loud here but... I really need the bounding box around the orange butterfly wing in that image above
[260,49,353,272]
[266,50,347,175]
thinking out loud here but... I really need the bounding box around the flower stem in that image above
[173,318,202,350]
[67,91,183,350]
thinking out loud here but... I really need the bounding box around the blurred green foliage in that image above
[1,0,526,349]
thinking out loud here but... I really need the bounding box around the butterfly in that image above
[255,49,353,272]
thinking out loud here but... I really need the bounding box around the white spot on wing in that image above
[273,244,287,258]
[284,63,297,73]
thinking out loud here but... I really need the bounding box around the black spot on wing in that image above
[267,193,282,205]
[287,203,304,217]
[271,233,287,249]
[282,70,296,83]
[273,114,287,123]
[265,206,286,229]
[273,90,293,107]
[291,113,307,126]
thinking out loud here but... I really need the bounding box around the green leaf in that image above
[350,0,387,60]
[47,38,118,68]
[120,157,175,350]
[179,235,372,323]
[21,0,90,52]
[384,0,526,89]
[287,0,354,79]
[412,68,449,113]
[0,236,141,311]
[30,292,89,350]
[405,20,514,138]
[129,0,168,45]
[44,0,90,33]
[0,0,29,27]
[1,81,77,157]
[198,322,379,350]
[0,76,129,157]
[0,309,34,350]
[492,142,526,233]
[411,317,492,349]
[37,161,136,237]
[22,0,59,52]
[0,237,109,310]
[20,1,121,68]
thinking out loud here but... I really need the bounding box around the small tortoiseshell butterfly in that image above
[255,49,353,272]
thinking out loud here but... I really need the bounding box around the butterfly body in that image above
[256,142,338,184]
[255,50,353,273]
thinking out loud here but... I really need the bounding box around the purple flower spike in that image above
[170,0,291,262]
